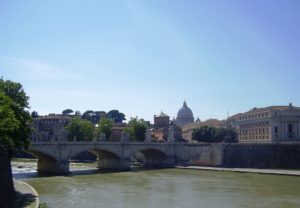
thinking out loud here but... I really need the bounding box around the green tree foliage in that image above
[65,118,94,141]
[125,117,148,142]
[0,94,20,147]
[0,78,31,148]
[192,126,238,143]
[107,110,126,124]
[223,127,238,143]
[0,78,32,208]
[82,110,94,122]
[62,109,73,115]
[31,111,39,118]
[97,118,113,140]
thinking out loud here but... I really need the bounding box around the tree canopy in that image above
[125,117,148,142]
[107,110,126,124]
[31,111,39,118]
[0,78,31,149]
[97,118,113,140]
[65,117,94,141]
[62,109,73,115]
[192,126,238,143]
[0,78,32,208]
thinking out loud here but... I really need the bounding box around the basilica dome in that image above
[175,101,194,127]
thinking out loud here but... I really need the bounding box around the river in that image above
[13,161,300,208]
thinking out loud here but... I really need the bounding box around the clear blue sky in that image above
[0,0,299,122]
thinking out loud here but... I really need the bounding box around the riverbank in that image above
[14,180,39,208]
[176,165,300,176]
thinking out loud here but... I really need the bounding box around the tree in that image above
[93,111,105,123]
[74,110,81,116]
[62,109,73,115]
[81,110,94,122]
[0,77,32,208]
[192,126,217,143]
[0,78,31,148]
[97,118,113,140]
[31,111,39,118]
[192,126,238,143]
[125,117,148,142]
[223,127,238,143]
[107,110,126,124]
[65,118,94,141]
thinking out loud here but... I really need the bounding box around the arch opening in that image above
[24,150,69,174]
[132,148,173,168]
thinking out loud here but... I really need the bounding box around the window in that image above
[288,124,293,133]
[288,124,293,139]
[275,126,278,134]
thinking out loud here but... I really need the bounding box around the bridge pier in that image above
[37,159,69,174]
[97,157,130,170]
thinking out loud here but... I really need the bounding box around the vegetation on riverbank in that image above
[0,77,32,208]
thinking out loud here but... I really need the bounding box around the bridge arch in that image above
[24,149,58,164]
[131,147,174,168]
[24,149,68,174]
[69,146,128,170]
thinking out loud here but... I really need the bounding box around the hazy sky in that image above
[0,0,299,122]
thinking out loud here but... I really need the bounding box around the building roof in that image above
[228,104,300,121]
[237,104,300,115]
[156,112,169,118]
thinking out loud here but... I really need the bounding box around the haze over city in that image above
[1,0,299,122]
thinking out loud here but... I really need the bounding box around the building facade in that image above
[229,103,300,143]
[153,112,170,141]
[31,115,71,142]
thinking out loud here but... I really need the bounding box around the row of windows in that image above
[240,135,269,140]
[240,127,270,135]
[36,119,69,125]
[240,121,269,128]
[239,112,269,121]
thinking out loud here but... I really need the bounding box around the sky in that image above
[0,0,299,122]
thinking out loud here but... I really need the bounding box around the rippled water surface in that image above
[22,168,300,208]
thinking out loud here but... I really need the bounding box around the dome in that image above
[177,101,193,118]
[175,101,194,127]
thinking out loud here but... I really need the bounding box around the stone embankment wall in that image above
[222,143,300,169]
[175,143,300,169]
[175,143,224,166]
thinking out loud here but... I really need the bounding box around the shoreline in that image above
[14,180,39,208]
[176,165,300,176]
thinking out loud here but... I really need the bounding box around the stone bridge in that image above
[25,141,224,174]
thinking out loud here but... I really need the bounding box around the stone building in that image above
[174,101,194,127]
[152,112,182,141]
[153,112,170,141]
[31,115,71,142]
[229,103,300,143]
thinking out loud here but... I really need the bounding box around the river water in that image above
[13,162,300,208]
